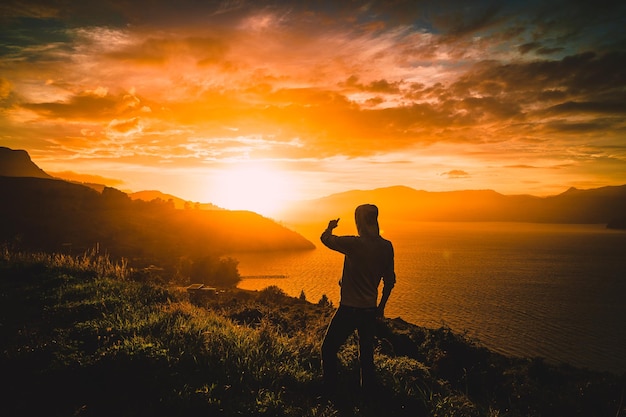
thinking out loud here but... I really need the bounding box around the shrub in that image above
[188,255,241,287]
[317,294,333,308]
[259,285,287,303]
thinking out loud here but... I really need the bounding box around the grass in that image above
[1,247,624,416]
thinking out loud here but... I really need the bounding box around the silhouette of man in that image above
[320,204,395,396]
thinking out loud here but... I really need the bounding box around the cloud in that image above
[10,45,623,161]
[16,87,152,122]
[105,36,229,66]
[518,42,541,55]
[505,164,539,169]
[459,52,626,99]
[0,78,12,100]
[107,117,143,137]
[441,169,470,179]
[342,76,403,94]
[543,101,626,116]
[433,2,502,40]
[1,0,625,197]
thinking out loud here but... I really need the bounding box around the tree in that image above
[317,294,333,308]
[190,255,241,287]
[101,187,131,208]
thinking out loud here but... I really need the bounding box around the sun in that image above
[209,162,295,217]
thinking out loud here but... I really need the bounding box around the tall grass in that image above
[0,248,335,416]
[1,246,623,417]
[1,245,129,279]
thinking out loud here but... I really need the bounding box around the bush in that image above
[189,255,241,287]
[259,285,287,303]
[317,294,333,308]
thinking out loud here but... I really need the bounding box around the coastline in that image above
[234,222,626,375]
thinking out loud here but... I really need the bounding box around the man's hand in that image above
[377,287,392,318]
[327,218,340,230]
[376,304,385,318]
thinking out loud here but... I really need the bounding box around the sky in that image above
[1,0,625,216]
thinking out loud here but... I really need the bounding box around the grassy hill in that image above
[1,248,623,417]
[0,176,314,275]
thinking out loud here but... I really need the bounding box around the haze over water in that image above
[235,222,626,374]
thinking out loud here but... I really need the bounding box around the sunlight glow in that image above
[2,2,625,200]
[209,162,295,217]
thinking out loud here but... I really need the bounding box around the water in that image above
[233,222,626,374]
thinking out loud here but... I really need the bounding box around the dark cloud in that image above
[543,101,626,116]
[2,1,624,75]
[21,91,144,120]
[342,76,402,94]
[433,2,503,39]
[518,42,542,55]
[0,1,128,27]
[448,52,626,122]
[518,42,564,56]
[0,17,73,59]
[106,36,229,66]
[505,165,539,169]
[2,0,624,40]
[536,46,565,56]
[544,120,619,134]
[441,169,470,178]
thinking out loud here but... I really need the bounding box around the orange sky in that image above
[1,1,625,216]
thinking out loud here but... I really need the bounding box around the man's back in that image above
[321,232,395,308]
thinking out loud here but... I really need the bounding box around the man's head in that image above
[355,204,379,237]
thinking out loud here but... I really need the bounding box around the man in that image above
[320,204,396,395]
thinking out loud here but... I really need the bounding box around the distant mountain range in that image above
[279,185,626,234]
[2,145,626,246]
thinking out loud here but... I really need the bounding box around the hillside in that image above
[1,249,624,417]
[0,176,314,271]
[129,190,223,210]
[0,147,223,211]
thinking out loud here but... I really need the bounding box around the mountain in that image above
[0,176,315,268]
[3,145,625,246]
[278,185,626,235]
[0,146,226,211]
[0,146,54,179]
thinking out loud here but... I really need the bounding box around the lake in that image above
[233,222,626,374]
